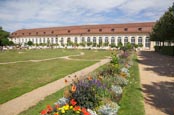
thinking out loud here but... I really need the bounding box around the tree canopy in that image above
[150,3,174,45]
[0,27,10,46]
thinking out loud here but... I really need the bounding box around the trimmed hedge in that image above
[154,46,174,56]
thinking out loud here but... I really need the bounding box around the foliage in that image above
[110,43,116,48]
[150,3,174,45]
[117,42,123,48]
[111,85,123,96]
[98,102,120,115]
[0,27,10,46]
[27,41,33,46]
[87,42,92,46]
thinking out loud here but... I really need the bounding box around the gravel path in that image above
[138,51,174,115]
[0,58,110,115]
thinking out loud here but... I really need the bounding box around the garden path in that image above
[138,51,174,115]
[0,57,110,115]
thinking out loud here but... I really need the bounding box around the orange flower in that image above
[73,106,81,111]
[87,76,92,81]
[54,113,59,115]
[70,99,77,106]
[64,79,68,83]
[71,84,76,92]
[40,109,47,115]
[47,105,53,112]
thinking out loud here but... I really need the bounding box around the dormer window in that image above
[68,30,71,33]
[36,32,38,35]
[51,31,54,34]
[29,33,31,35]
[111,28,115,32]
[44,32,46,34]
[124,28,128,31]
[88,29,90,32]
[138,28,142,31]
[22,33,24,35]
[15,33,17,35]
[99,29,102,32]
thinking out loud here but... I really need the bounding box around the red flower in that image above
[54,113,59,115]
[40,109,47,115]
[55,104,59,109]
[70,99,77,106]
[47,105,53,112]
[73,106,81,111]
[81,108,90,115]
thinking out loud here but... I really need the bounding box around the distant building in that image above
[10,22,155,49]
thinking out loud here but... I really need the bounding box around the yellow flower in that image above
[70,106,73,109]
[61,110,65,113]
[76,111,80,114]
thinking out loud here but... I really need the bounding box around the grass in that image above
[0,49,81,62]
[19,88,65,115]
[0,49,112,104]
[118,53,145,115]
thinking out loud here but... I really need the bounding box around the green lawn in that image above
[0,49,112,104]
[0,49,81,62]
[118,54,145,115]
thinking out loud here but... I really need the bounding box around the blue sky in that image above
[0,0,173,32]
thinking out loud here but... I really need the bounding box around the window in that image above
[87,29,90,32]
[138,28,142,31]
[43,38,45,43]
[15,33,17,35]
[51,38,54,43]
[39,38,42,43]
[145,37,150,47]
[105,37,108,43]
[61,38,64,43]
[67,38,71,42]
[99,37,102,43]
[44,32,46,34]
[87,37,90,42]
[29,33,31,35]
[111,28,115,32]
[36,32,38,35]
[51,31,54,34]
[111,37,115,43]
[82,37,85,42]
[99,29,102,32]
[117,37,122,45]
[56,38,58,43]
[124,37,128,45]
[68,30,71,33]
[74,37,78,43]
[124,28,128,31]
[22,33,24,35]
[93,37,96,43]
[131,37,135,44]
[138,37,143,45]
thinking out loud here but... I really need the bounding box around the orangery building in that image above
[10,22,156,49]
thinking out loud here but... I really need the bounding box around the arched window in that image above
[124,37,128,45]
[87,37,90,43]
[93,37,96,43]
[117,37,121,43]
[131,37,135,44]
[138,37,143,45]
[74,37,78,43]
[99,37,102,43]
[145,37,150,47]
[82,37,85,42]
[111,37,115,43]
[105,37,108,43]
[56,38,58,43]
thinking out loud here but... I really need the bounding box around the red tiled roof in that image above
[10,22,155,38]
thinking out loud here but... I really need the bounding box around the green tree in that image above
[0,27,10,46]
[150,3,174,45]
[27,41,33,46]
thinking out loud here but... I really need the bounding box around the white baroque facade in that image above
[10,22,155,49]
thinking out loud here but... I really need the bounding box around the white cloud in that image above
[0,0,173,32]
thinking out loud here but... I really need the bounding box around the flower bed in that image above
[40,51,133,115]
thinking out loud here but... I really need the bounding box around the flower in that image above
[70,99,77,106]
[47,105,53,112]
[71,84,76,92]
[81,108,90,115]
[73,106,81,111]
[87,76,92,80]
[40,109,47,115]
[55,104,59,109]
[54,112,59,115]
[64,79,68,83]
